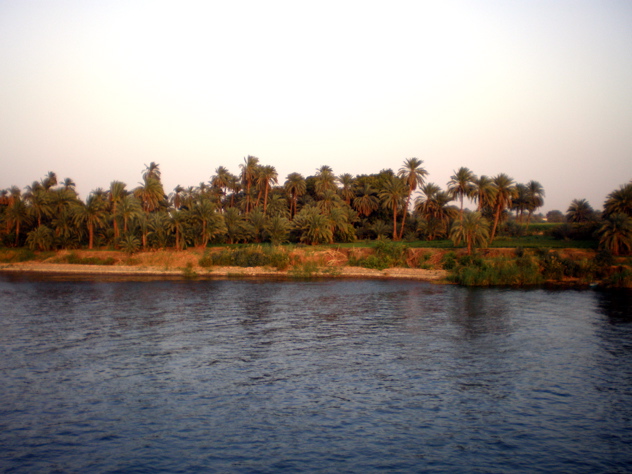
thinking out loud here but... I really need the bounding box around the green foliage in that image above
[441,251,457,270]
[349,239,409,270]
[120,235,141,255]
[201,246,290,270]
[182,262,198,279]
[0,248,37,263]
[288,261,320,279]
[449,255,543,287]
[63,252,116,265]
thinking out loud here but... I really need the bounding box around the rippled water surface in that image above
[1,275,632,472]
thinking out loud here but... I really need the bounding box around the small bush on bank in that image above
[200,246,290,270]
[63,252,116,266]
[348,240,409,270]
[448,255,543,287]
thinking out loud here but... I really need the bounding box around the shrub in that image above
[441,252,457,270]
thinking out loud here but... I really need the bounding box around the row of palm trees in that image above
[565,182,632,255]
[1,158,547,251]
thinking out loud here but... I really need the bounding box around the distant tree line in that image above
[0,158,629,254]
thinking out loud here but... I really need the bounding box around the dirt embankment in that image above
[0,248,450,282]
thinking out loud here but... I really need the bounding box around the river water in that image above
[1,275,631,473]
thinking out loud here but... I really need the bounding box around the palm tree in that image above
[603,182,632,218]
[135,177,165,213]
[170,185,185,210]
[525,180,545,227]
[512,183,529,223]
[598,213,632,255]
[26,188,52,227]
[5,199,31,246]
[379,175,407,240]
[240,155,259,213]
[293,205,333,245]
[472,175,496,212]
[117,195,143,234]
[109,181,128,240]
[73,194,107,249]
[450,212,490,255]
[317,188,343,215]
[447,167,475,218]
[211,166,232,209]
[315,165,336,196]
[190,198,226,247]
[566,199,594,223]
[338,173,355,205]
[264,215,291,246]
[41,171,57,190]
[284,172,306,219]
[26,225,54,251]
[414,183,457,240]
[143,162,161,181]
[398,158,427,239]
[257,165,278,214]
[353,183,379,218]
[223,207,246,244]
[490,173,517,241]
[61,178,76,192]
[245,208,266,243]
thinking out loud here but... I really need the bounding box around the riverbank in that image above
[0,261,449,282]
[0,247,629,287]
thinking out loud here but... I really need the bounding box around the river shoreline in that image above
[0,262,450,282]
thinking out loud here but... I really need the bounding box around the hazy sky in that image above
[1,0,631,212]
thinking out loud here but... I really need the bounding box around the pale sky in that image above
[1,0,631,212]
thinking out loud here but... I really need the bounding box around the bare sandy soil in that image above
[0,261,448,282]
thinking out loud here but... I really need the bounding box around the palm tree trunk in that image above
[88,223,94,249]
[392,207,399,241]
[399,193,411,240]
[490,206,501,241]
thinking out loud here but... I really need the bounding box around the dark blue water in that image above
[1,275,631,473]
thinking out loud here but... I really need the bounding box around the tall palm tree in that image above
[414,183,457,240]
[525,180,545,227]
[134,177,165,213]
[398,158,427,239]
[338,173,355,205]
[143,162,161,181]
[61,178,76,192]
[73,194,107,249]
[450,212,490,255]
[447,167,475,218]
[109,181,128,240]
[472,175,496,212]
[211,166,232,209]
[566,199,594,223]
[379,175,407,240]
[257,165,278,214]
[190,198,225,247]
[284,172,306,219]
[353,183,379,217]
[598,213,632,255]
[490,173,517,241]
[512,183,529,223]
[240,155,259,213]
[315,165,336,197]
[41,171,57,190]
[26,188,52,227]
[5,199,30,246]
[117,195,143,234]
[603,182,632,218]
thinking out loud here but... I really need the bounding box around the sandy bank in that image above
[0,262,449,282]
